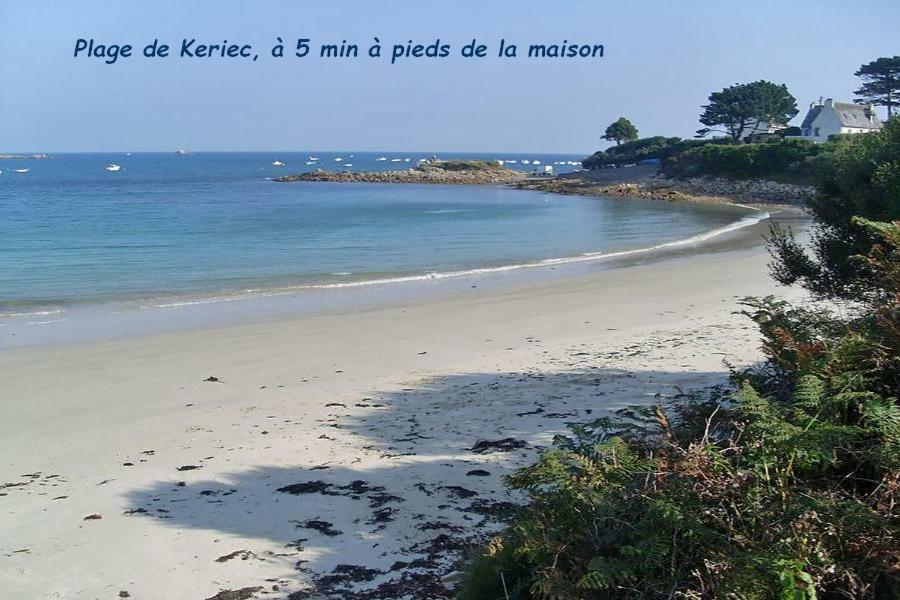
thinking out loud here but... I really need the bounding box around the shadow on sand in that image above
[124,366,732,598]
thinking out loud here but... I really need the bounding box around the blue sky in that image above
[1,0,897,153]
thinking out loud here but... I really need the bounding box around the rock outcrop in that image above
[274,161,527,185]
[516,175,815,206]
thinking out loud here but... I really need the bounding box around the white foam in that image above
[0,308,64,318]
[26,319,65,326]
[141,210,769,309]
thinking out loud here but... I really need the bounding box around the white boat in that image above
[14,168,30,173]
[308,156,319,161]
[105,164,121,172]
[175,149,188,155]
[506,160,517,164]
[376,157,387,161]
[335,157,343,162]
[305,161,316,165]
[344,163,353,167]
[271,160,284,166]
[404,158,410,162]
[390,158,402,162]
[532,160,541,165]
[521,160,530,165]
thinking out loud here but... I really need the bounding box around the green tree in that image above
[854,56,900,119]
[768,118,900,301]
[697,81,798,143]
[602,117,639,145]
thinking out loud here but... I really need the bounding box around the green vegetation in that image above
[582,136,713,170]
[420,160,507,172]
[584,135,854,185]
[661,138,841,183]
[460,117,900,598]
[584,63,892,183]
[855,56,900,120]
[581,135,832,181]
[602,118,639,146]
[697,81,799,143]
[769,118,900,301]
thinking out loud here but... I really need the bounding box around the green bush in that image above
[582,137,712,169]
[662,139,824,181]
[769,118,900,301]
[422,160,505,172]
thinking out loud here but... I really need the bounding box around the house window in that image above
[814,127,820,136]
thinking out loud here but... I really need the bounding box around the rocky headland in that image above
[273,159,528,185]
[0,153,50,160]
[515,172,815,206]
[275,157,813,207]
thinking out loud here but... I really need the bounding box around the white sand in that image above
[0,232,801,599]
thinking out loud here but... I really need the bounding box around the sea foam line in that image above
[0,308,65,318]
[145,210,770,309]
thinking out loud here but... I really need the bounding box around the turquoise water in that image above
[0,152,752,317]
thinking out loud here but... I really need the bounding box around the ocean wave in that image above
[26,319,65,326]
[140,210,769,309]
[0,308,65,318]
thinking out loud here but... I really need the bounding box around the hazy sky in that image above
[2,0,897,153]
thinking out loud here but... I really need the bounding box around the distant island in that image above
[274,153,815,207]
[0,153,50,160]
[274,159,528,185]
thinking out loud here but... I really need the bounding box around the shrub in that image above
[422,160,505,172]
[582,137,712,169]
[769,118,900,302]
[662,139,823,181]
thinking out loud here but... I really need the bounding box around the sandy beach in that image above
[0,220,805,599]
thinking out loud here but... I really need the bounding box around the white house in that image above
[797,98,883,142]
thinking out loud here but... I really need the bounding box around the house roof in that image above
[800,105,822,129]
[832,102,883,129]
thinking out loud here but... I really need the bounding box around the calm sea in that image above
[0,151,761,344]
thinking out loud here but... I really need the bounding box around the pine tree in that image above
[854,56,900,119]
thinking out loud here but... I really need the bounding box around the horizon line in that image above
[2,148,597,156]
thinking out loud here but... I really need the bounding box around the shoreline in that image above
[1,166,812,597]
[514,171,816,207]
[273,162,815,208]
[0,231,806,598]
[3,160,810,352]
[0,204,784,350]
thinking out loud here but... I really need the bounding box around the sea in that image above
[0,151,765,347]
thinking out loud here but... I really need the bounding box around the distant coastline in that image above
[0,153,50,160]
[274,159,528,185]
[274,158,815,207]
[515,171,816,206]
